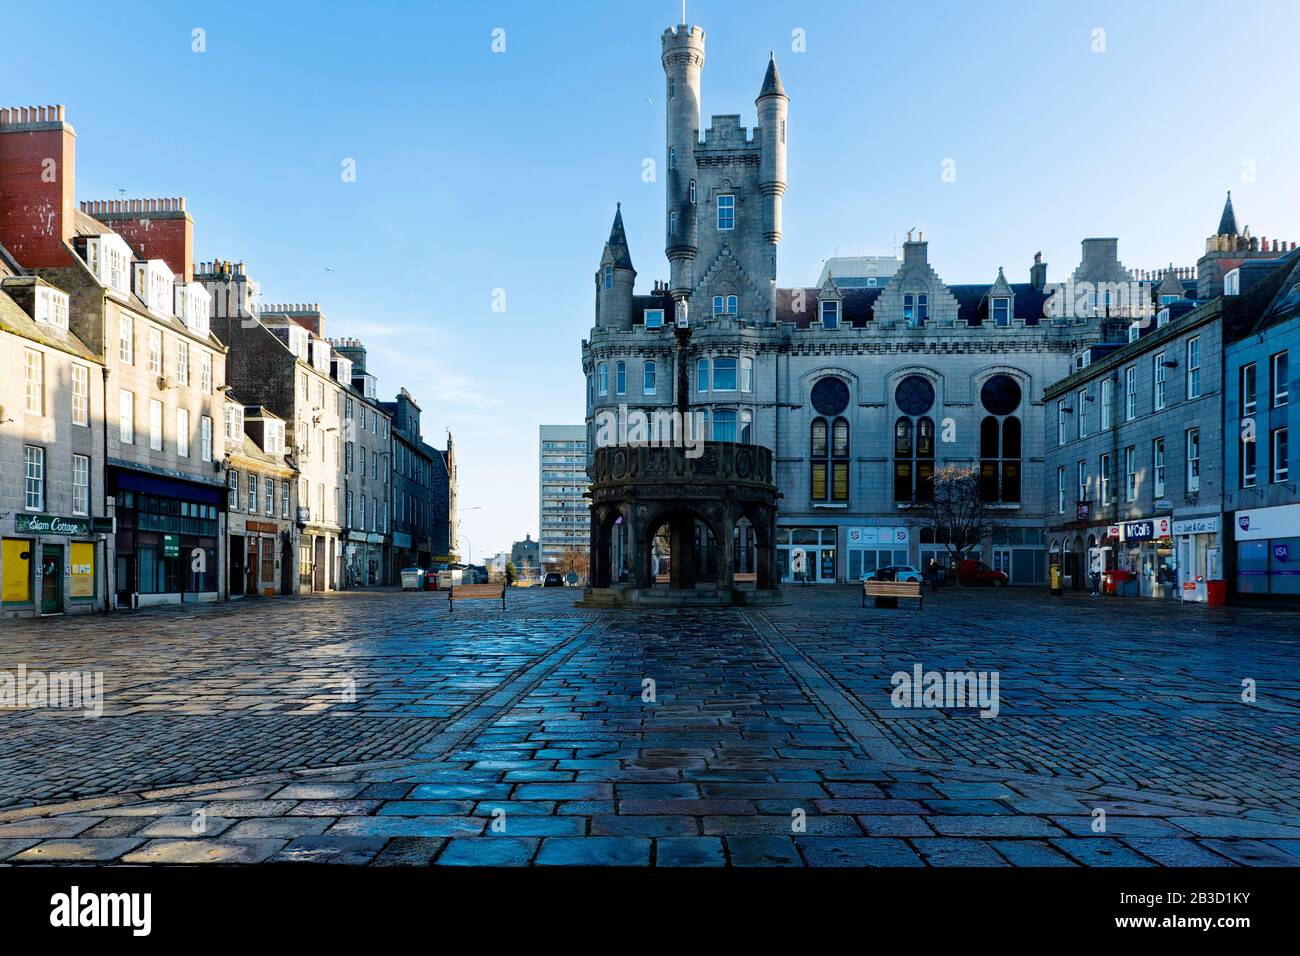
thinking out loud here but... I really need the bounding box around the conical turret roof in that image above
[603,203,634,270]
[758,53,786,100]
[1217,191,1238,237]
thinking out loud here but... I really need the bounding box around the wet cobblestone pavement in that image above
[1,587,1298,866]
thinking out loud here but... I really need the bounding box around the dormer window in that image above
[1159,294,1181,306]
[644,309,664,328]
[1156,307,1171,328]
[1128,323,1141,343]
[717,194,735,231]
[712,294,737,316]
[1224,269,1241,296]
[34,286,70,330]
[820,299,840,329]
[991,296,1011,327]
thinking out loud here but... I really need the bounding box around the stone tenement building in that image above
[580,20,1156,585]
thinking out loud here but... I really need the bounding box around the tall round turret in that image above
[661,22,705,301]
[756,53,788,246]
[595,204,636,330]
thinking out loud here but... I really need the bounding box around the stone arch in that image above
[642,504,722,590]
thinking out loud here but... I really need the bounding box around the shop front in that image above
[777,526,840,583]
[1233,502,1300,600]
[845,525,910,581]
[1115,515,1175,599]
[343,531,386,588]
[1171,514,1223,603]
[230,519,290,597]
[2,514,110,618]
[109,469,222,608]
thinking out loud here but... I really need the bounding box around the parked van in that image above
[959,559,1008,586]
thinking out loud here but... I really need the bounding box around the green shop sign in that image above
[164,534,180,557]
[15,514,110,536]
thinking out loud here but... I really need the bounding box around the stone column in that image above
[670,513,695,589]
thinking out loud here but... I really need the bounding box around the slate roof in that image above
[758,54,786,99]
[603,205,634,270]
[1217,191,1239,236]
[776,282,1049,327]
[0,275,100,361]
[1229,246,1300,338]
[630,291,674,325]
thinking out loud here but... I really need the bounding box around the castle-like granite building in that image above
[580,19,1275,587]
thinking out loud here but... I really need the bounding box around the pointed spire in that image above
[603,202,634,270]
[1217,190,1238,237]
[758,52,786,100]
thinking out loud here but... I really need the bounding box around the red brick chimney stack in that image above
[81,195,194,281]
[0,105,76,267]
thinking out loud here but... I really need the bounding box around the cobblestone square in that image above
[1,587,1298,866]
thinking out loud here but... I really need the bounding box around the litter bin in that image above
[424,570,440,591]
[1205,579,1227,607]
[400,567,424,591]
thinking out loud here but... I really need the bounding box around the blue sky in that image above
[6,0,1299,557]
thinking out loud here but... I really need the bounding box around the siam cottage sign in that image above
[15,514,110,536]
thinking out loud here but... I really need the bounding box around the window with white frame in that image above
[615,361,626,395]
[177,340,189,386]
[1187,338,1201,398]
[696,357,710,392]
[1125,366,1137,421]
[72,363,88,426]
[117,313,133,364]
[1153,438,1166,498]
[712,294,738,316]
[1057,400,1067,446]
[1186,428,1200,493]
[1057,466,1066,513]
[1125,445,1137,502]
[1273,427,1290,483]
[1241,427,1257,488]
[1154,353,1167,410]
[1100,453,1113,505]
[149,400,163,451]
[119,390,134,444]
[224,405,244,443]
[1224,269,1241,296]
[201,416,212,462]
[177,408,190,457]
[643,360,656,395]
[740,409,752,442]
[346,491,354,527]
[149,328,162,374]
[359,494,366,531]
[712,408,737,442]
[688,180,696,204]
[265,421,285,455]
[740,356,753,393]
[1077,388,1088,438]
[1272,351,1289,407]
[1241,362,1257,416]
[597,363,608,396]
[281,482,291,518]
[644,309,664,329]
[201,352,212,392]
[34,286,69,329]
[24,445,44,510]
[1101,378,1114,430]
[24,348,43,415]
[227,470,239,510]
[266,478,275,515]
[717,194,735,230]
[72,454,89,515]
[1077,460,1088,503]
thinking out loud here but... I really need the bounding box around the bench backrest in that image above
[864,580,922,594]
[450,584,505,599]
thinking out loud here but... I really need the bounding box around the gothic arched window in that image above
[979,375,1024,502]
[810,416,849,503]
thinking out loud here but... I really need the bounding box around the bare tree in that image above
[909,465,1002,583]
[556,548,590,584]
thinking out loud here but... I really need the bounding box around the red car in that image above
[959,559,1008,586]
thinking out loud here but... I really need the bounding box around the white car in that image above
[860,565,923,583]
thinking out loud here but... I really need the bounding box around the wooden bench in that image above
[734,572,757,585]
[448,582,506,611]
[862,579,924,609]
